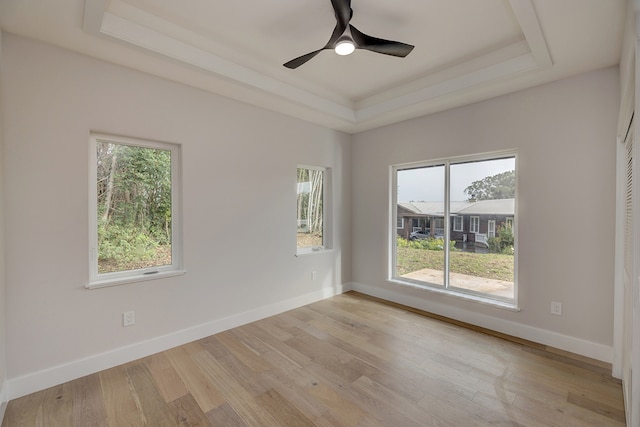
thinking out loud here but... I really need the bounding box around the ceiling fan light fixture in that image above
[283,0,414,69]
[335,40,355,56]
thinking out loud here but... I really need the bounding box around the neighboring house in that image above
[397,199,514,246]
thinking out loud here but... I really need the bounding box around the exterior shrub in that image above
[397,236,456,251]
[488,224,514,255]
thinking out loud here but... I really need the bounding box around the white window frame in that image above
[296,165,332,255]
[488,220,496,238]
[397,218,405,229]
[506,217,514,229]
[470,216,480,233]
[390,150,518,308]
[87,133,184,289]
[453,216,463,232]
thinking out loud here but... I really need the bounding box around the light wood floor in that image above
[3,292,626,426]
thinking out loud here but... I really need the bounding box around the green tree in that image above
[464,170,515,201]
[296,168,323,234]
[97,142,172,272]
[488,223,514,255]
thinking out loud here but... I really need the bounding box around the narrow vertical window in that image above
[297,166,330,253]
[89,133,183,288]
[393,153,516,304]
[453,216,463,232]
[470,216,480,233]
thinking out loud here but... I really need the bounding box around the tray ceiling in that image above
[0,0,627,133]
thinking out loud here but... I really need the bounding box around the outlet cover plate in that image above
[123,311,135,326]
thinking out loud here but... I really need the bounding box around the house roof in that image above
[399,199,514,217]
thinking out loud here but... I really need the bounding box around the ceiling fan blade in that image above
[331,0,352,29]
[350,25,414,58]
[283,49,325,69]
[283,22,344,69]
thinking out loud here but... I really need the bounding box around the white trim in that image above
[296,165,332,254]
[391,151,518,305]
[82,0,551,133]
[0,381,7,424]
[98,11,357,123]
[350,281,613,363]
[86,269,186,290]
[508,0,552,67]
[470,216,480,234]
[388,278,519,311]
[453,216,463,232]
[6,284,350,400]
[88,132,183,287]
[488,220,496,238]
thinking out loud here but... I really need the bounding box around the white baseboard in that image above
[7,284,349,400]
[350,281,613,364]
[0,380,8,424]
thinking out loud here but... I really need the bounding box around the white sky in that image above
[397,157,515,202]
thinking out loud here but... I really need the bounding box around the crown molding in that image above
[83,0,552,133]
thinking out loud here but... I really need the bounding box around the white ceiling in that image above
[0,0,627,133]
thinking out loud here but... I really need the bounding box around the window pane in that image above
[297,167,323,249]
[97,142,172,273]
[449,158,515,299]
[395,165,445,286]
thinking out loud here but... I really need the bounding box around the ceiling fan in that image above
[283,0,415,69]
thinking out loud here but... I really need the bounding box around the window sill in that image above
[388,277,520,312]
[296,247,333,256]
[87,270,186,290]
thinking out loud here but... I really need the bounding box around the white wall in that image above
[1,34,351,397]
[351,67,620,362]
[0,30,8,417]
[0,30,621,402]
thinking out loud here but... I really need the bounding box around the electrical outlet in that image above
[550,301,562,316]
[123,311,135,327]
[312,271,318,281]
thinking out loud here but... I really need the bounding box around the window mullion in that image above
[444,162,451,289]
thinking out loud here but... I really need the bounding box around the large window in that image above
[393,153,516,304]
[297,166,331,254]
[88,133,183,288]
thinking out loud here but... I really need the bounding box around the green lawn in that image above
[397,247,514,282]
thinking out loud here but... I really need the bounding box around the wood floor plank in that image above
[199,335,271,396]
[284,333,364,383]
[71,374,109,427]
[258,365,331,420]
[306,381,380,426]
[190,350,280,426]
[164,344,226,413]
[213,331,272,373]
[168,393,213,427]
[206,402,246,427]
[254,388,316,427]
[143,352,189,403]
[3,292,627,427]
[99,365,145,426]
[38,383,74,427]
[242,322,312,368]
[2,388,47,426]
[125,363,181,426]
[566,391,626,423]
